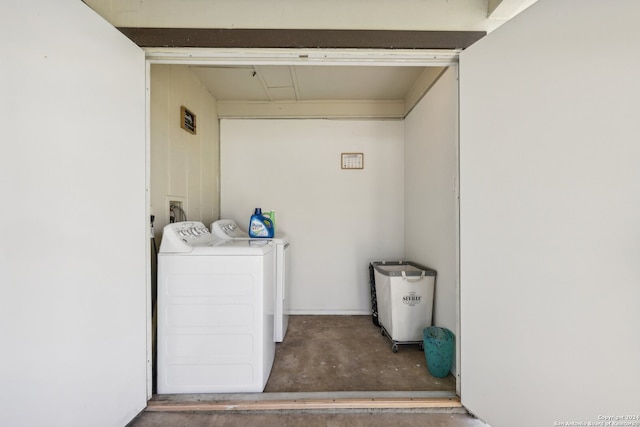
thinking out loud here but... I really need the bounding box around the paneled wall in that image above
[404,66,459,355]
[150,65,220,240]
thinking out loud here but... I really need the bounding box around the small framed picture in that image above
[341,152,364,169]
[180,106,196,134]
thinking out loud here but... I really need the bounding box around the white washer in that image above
[157,221,275,393]
[212,219,290,342]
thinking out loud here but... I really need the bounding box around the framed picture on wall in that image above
[341,152,364,169]
[180,106,196,134]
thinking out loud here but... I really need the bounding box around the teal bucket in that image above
[423,326,455,378]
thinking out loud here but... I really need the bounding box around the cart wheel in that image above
[380,328,385,336]
[392,344,399,353]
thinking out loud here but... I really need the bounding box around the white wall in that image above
[220,119,405,313]
[0,1,147,426]
[150,64,220,240]
[460,0,640,425]
[404,67,459,359]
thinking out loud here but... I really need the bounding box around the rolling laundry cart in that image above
[368,263,380,327]
[371,261,436,352]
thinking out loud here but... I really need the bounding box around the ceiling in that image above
[191,64,433,102]
[187,64,446,119]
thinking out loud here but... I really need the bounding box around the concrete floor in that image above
[128,316,486,426]
[266,315,456,392]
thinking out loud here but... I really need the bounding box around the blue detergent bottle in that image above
[249,207,274,238]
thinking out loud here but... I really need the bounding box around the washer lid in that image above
[159,221,215,253]
[159,221,274,255]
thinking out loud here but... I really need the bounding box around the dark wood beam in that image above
[118,28,485,50]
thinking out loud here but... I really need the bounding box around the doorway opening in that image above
[146,48,461,403]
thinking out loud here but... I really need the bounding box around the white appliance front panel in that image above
[212,219,290,342]
[158,250,275,393]
[275,242,291,342]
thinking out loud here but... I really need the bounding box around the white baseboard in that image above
[288,309,371,316]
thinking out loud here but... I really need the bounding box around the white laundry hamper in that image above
[372,261,436,352]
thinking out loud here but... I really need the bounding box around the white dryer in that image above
[157,221,275,393]
[212,219,290,342]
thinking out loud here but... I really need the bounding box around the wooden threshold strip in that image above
[146,397,462,412]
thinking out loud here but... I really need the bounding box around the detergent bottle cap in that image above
[254,207,262,215]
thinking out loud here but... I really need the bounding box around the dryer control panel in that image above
[160,221,215,253]
[211,219,249,240]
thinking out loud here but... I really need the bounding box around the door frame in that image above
[144,47,462,399]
